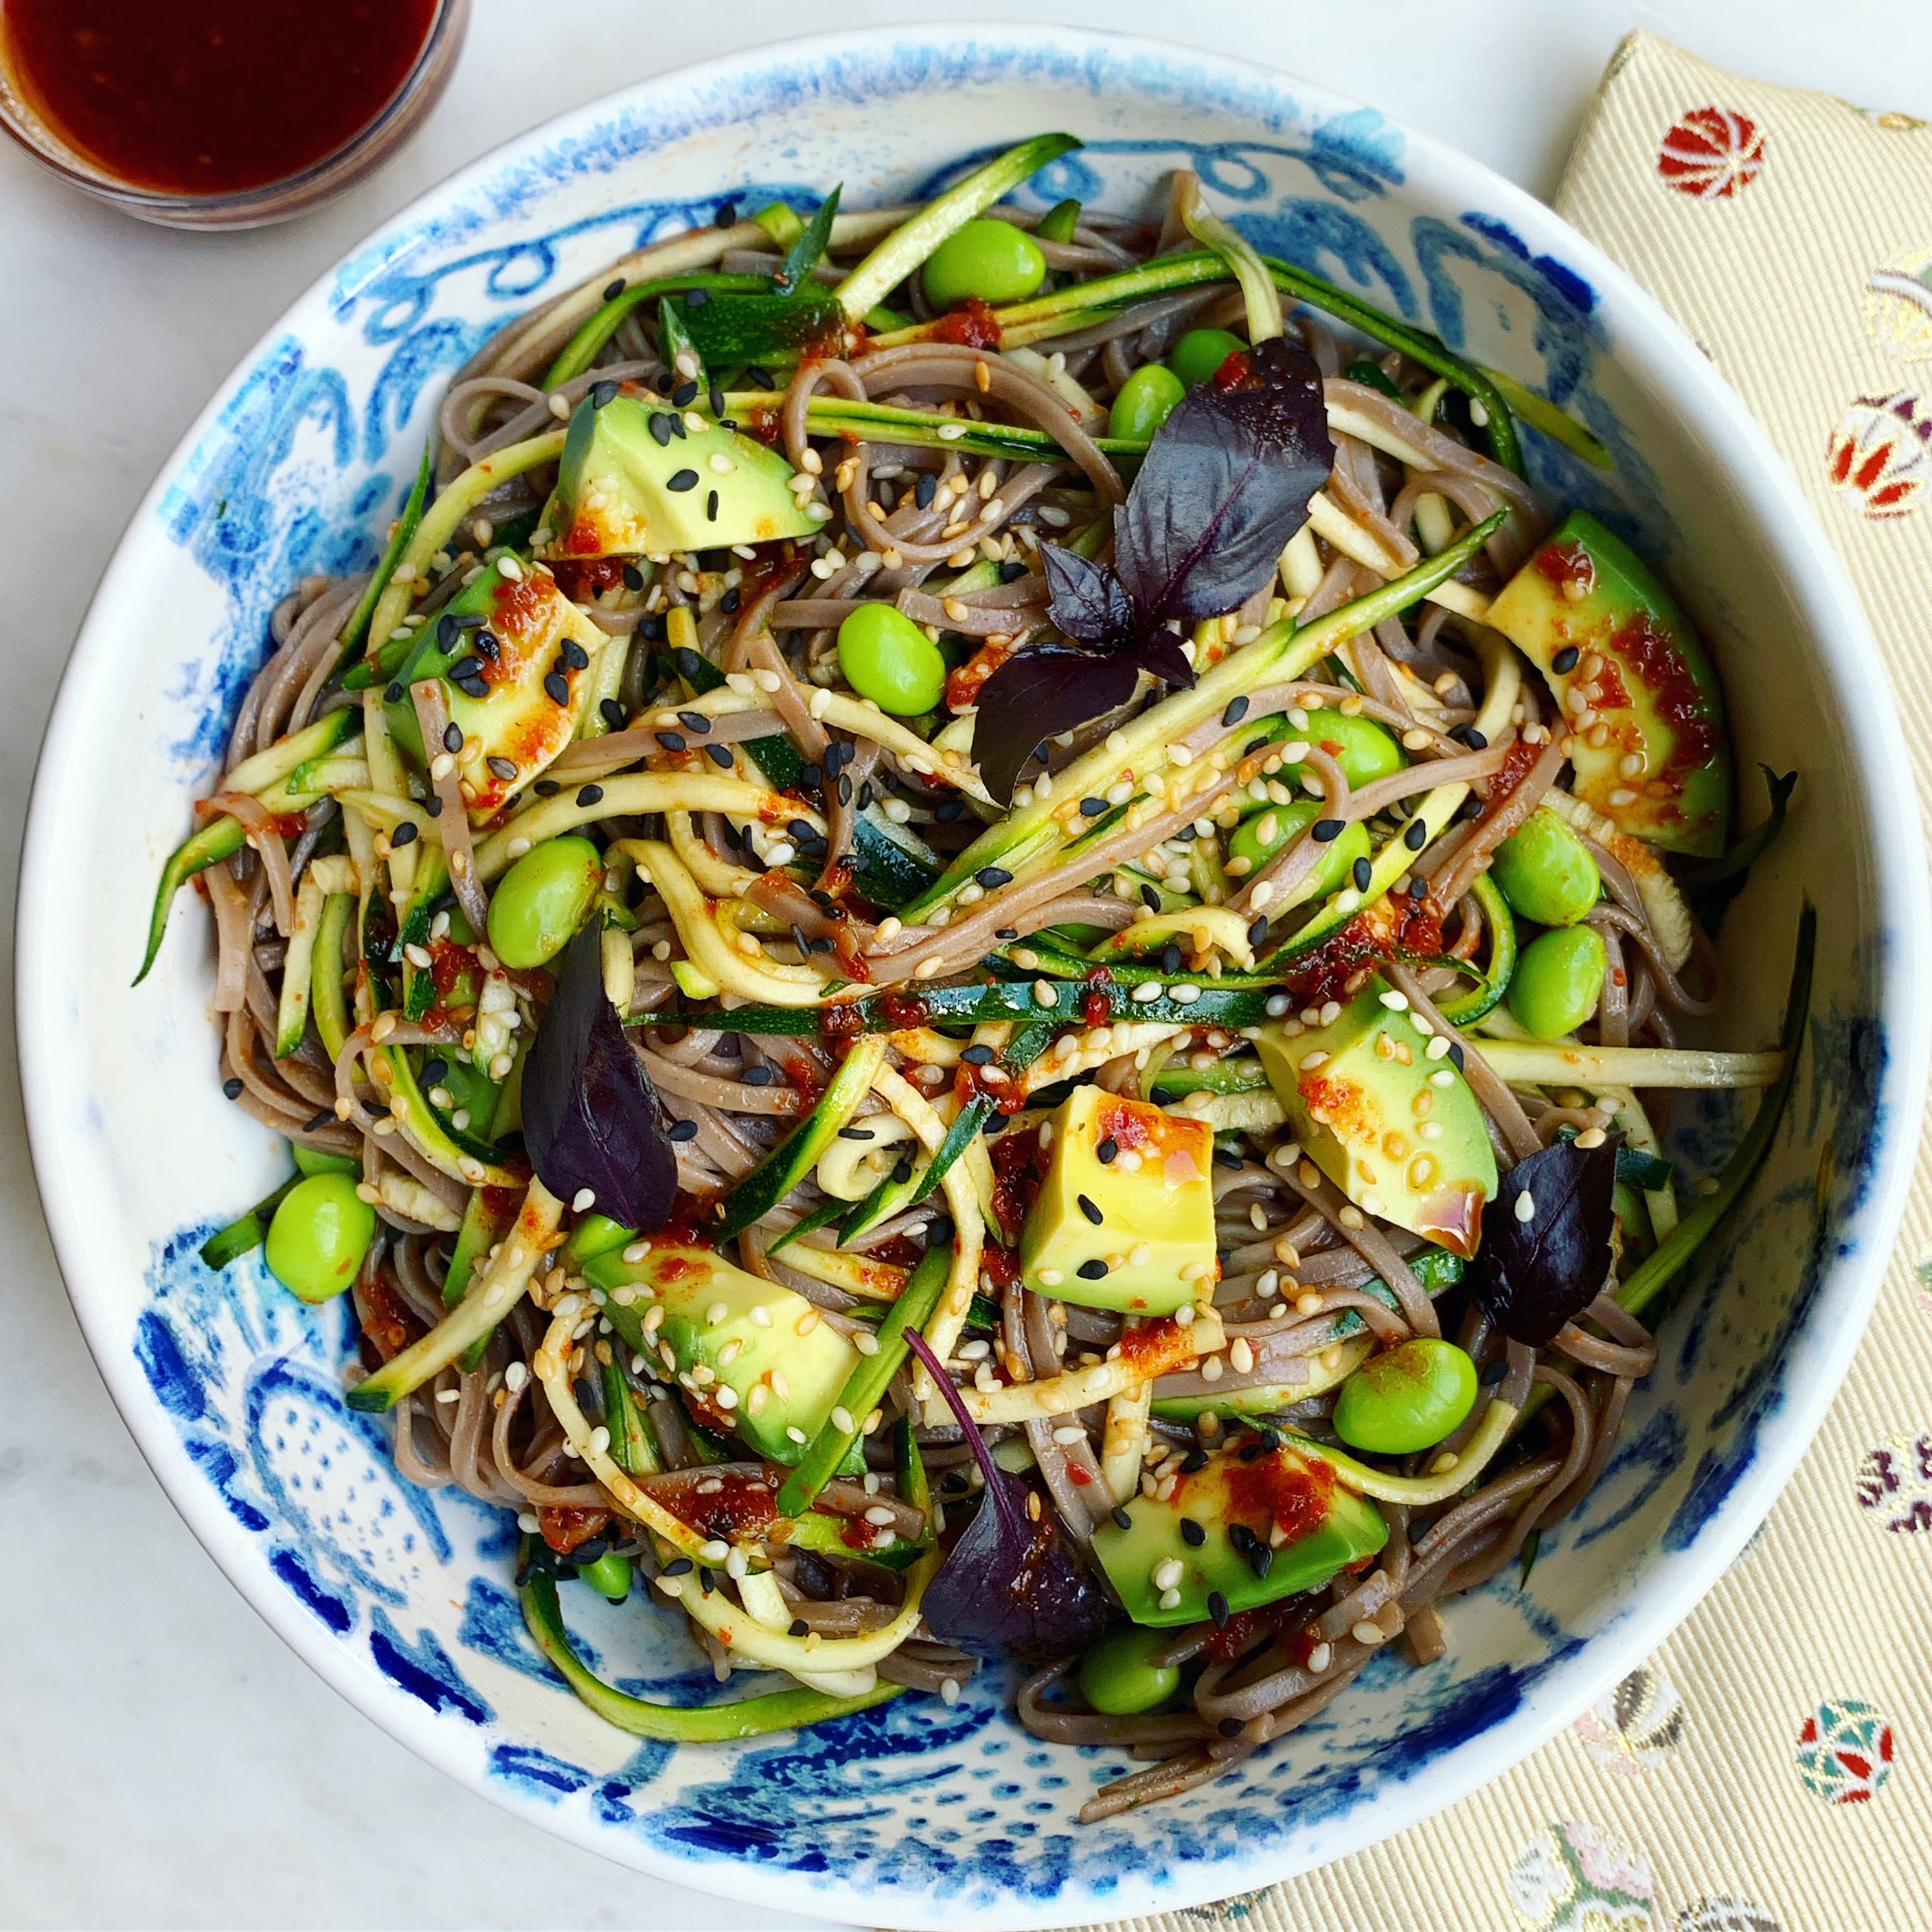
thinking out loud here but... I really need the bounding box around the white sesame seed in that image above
[1307,1641,1332,1672]
[1158,1587,1183,1611]
[571,1187,596,1212]
[1152,1557,1185,1591]
[1352,1620,1387,1646]
[698,1539,729,1562]
[832,1405,856,1433]
[517,1512,540,1533]
[1575,1126,1608,1149]
[1514,1191,1536,1223]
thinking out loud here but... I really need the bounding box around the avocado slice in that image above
[1484,509,1731,857]
[541,394,819,560]
[1019,1087,1216,1315]
[586,1242,864,1472]
[1255,981,1498,1258]
[385,556,604,817]
[1091,1440,1387,1626]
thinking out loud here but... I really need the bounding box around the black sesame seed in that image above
[666,468,698,494]
[1179,1517,1205,1547]
[1552,644,1581,674]
[1174,825,1197,843]
[457,676,488,700]
[1208,1591,1231,1628]
[995,928,1019,941]
[667,1119,698,1142]
[222,1076,243,1100]
[1111,1505,1133,1531]
[708,384,726,418]
[914,473,937,510]
[1248,916,1270,946]
[697,1569,714,1594]
[962,1044,995,1065]
[671,380,699,409]
[891,1157,915,1185]
[387,821,418,850]
[649,413,674,447]
[448,656,484,683]
[1076,1193,1103,1225]
[1480,1356,1509,1385]
[590,379,619,411]
[714,201,737,229]
[1220,694,1251,728]
[720,587,742,615]
[662,1556,694,1576]
[600,698,628,731]
[706,490,720,523]
[561,639,591,671]
[837,1126,875,1143]
[705,743,734,768]
[1311,818,1345,842]
[1212,1148,1243,1170]
[1218,1717,1245,1738]
[1352,856,1372,891]
[1404,819,1428,851]
[666,412,687,440]
[442,721,464,753]
[1096,1136,1118,1164]
[837,773,853,806]
[1228,1521,1257,1552]
[788,1618,810,1637]
[622,564,646,592]
[672,710,709,736]
[1159,943,1182,975]
[976,866,1012,889]
[486,755,517,782]
[1448,1042,1466,1069]
[576,784,604,807]
[935,798,964,823]
[1238,1437,1267,1464]
[671,647,703,680]
[422,1057,448,1087]
[1249,1545,1274,1580]
[741,1064,774,1087]
[534,779,560,797]
[544,671,571,705]
[303,1110,333,1133]
[435,613,459,648]
[747,365,775,389]
[1141,885,1161,913]
[385,681,404,704]
[655,730,687,752]
[1456,794,1484,823]
[475,629,500,661]
[787,819,815,843]
[1179,1448,1210,1475]
[603,277,626,300]
[685,286,712,309]
[1079,797,1108,817]
[1076,1259,1109,1280]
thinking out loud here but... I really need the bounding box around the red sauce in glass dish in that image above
[0,0,437,194]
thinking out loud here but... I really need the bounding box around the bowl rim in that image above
[19,22,1931,1926]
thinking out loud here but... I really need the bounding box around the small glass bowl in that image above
[0,0,469,229]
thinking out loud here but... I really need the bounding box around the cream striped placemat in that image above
[1082,32,1932,1932]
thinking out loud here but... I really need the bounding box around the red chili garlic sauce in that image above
[1,0,437,194]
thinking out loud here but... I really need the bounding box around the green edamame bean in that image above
[1109,363,1185,442]
[1492,810,1601,926]
[1262,710,1407,788]
[1508,925,1609,1038]
[264,1173,376,1304]
[1227,800,1368,905]
[1078,1624,1181,1714]
[1169,328,1247,389]
[486,835,602,970]
[922,219,1047,308]
[1333,1337,1479,1455]
[837,604,947,715]
[576,1549,633,1602]
[291,1144,359,1178]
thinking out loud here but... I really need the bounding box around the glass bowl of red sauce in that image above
[0,0,468,227]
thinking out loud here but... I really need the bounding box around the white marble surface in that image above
[5,5,1931,1927]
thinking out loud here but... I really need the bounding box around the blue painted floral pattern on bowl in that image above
[44,28,1905,1927]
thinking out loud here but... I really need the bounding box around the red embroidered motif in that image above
[1826,390,1932,519]
[1657,106,1766,198]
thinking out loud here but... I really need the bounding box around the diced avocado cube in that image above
[1091,1440,1387,1626]
[1148,1332,1372,1422]
[1019,1087,1215,1314]
[386,557,604,817]
[541,394,819,560]
[1484,509,1731,856]
[587,1242,863,1470]
[1255,981,1497,1258]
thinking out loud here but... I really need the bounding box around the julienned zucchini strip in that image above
[336,440,434,667]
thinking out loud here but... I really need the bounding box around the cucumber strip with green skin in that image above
[773,185,840,293]
[722,392,1133,464]
[834,133,1081,321]
[766,1196,849,1257]
[895,1414,931,1521]
[198,1177,297,1270]
[1615,1146,1674,1192]
[754,202,804,247]
[1435,875,1516,1026]
[851,816,940,911]
[1181,183,1282,344]
[521,1569,904,1738]
[274,874,326,1057]
[1477,366,1612,470]
[657,291,703,393]
[541,272,773,389]
[600,1359,661,1476]
[901,514,1505,925]
[224,707,363,798]
[673,641,809,790]
[712,1036,888,1242]
[1001,934,1280,991]
[311,892,354,1065]
[442,1186,503,1307]
[135,814,245,984]
[383,1048,519,1185]
[336,442,434,666]
[1149,1060,1269,1099]
[629,977,1278,1037]
[839,1095,988,1247]
[1036,198,1082,245]
[349,431,568,681]
[775,1242,951,1514]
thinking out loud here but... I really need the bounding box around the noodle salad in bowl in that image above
[31,28,1918,1924]
[138,128,1810,1823]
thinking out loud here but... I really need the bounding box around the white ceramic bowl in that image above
[19,26,1928,1928]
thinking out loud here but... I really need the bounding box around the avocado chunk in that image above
[386,556,604,817]
[585,1242,864,1471]
[541,394,819,560]
[1019,1087,1216,1314]
[1091,1440,1387,1626]
[1255,980,1497,1258]
[1484,509,1731,856]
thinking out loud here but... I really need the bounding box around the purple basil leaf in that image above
[1134,630,1196,690]
[522,920,677,1230]
[1113,335,1333,626]
[1470,1136,1620,1347]
[970,646,1141,806]
[905,1328,1109,1661]
[1040,544,1137,648]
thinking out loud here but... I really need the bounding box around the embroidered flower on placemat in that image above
[1575,1666,1685,1774]
[1863,244,1932,361]
[1854,1430,1932,1532]
[1795,1698,1896,1802]
[1509,1821,1655,1931]
[1826,391,1932,518]
[1657,107,1766,198]
[1673,1896,1782,1932]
